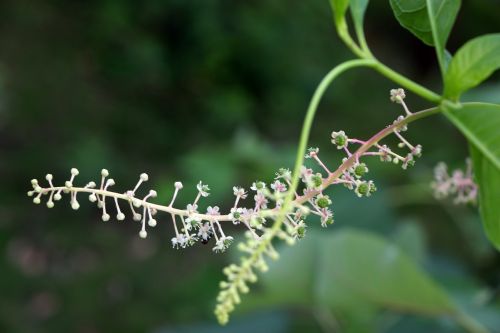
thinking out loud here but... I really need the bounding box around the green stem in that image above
[337,20,367,58]
[373,62,442,103]
[272,58,376,233]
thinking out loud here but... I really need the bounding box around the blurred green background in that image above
[0,0,499,332]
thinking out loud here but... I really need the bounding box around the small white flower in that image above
[378,145,392,162]
[250,181,266,192]
[186,203,198,214]
[320,208,334,227]
[171,234,187,249]
[232,186,248,199]
[390,88,406,103]
[206,206,220,216]
[253,192,268,209]
[186,215,201,229]
[271,180,287,192]
[331,131,348,149]
[230,207,244,224]
[197,181,210,197]
[393,115,407,132]
[212,236,234,253]
[275,168,292,181]
[305,147,319,159]
[300,166,313,183]
[198,222,212,241]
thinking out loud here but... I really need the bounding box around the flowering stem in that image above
[297,105,441,203]
[271,59,377,233]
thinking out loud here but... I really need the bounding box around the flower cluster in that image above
[28,88,425,326]
[27,170,298,254]
[431,159,477,204]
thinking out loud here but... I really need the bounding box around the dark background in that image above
[0,1,499,332]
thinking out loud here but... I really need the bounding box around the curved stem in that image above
[373,62,442,103]
[271,59,376,233]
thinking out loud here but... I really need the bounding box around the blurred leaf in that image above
[319,230,456,315]
[443,102,500,249]
[391,221,427,264]
[157,310,291,333]
[242,229,460,326]
[444,103,500,170]
[470,145,500,251]
[389,0,460,50]
[444,34,500,99]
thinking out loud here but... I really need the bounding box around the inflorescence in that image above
[28,88,426,324]
[432,159,477,205]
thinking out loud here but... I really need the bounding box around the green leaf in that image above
[246,229,458,317]
[444,102,500,250]
[318,230,456,315]
[444,34,500,100]
[470,145,500,251]
[389,0,460,50]
[426,0,461,75]
[444,102,500,170]
[350,0,369,31]
[329,0,350,28]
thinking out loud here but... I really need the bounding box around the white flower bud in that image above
[33,197,41,204]
[89,194,97,202]
[71,201,80,210]
[175,181,183,189]
[45,174,53,181]
[106,179,115,186]
[140,173,149,181]
[65,181,73,188]
[71,168,79,176]
[47,201,54,208]
[149,190,157,197]
[54,193,62,201]
[101,169,109,177]
[31,179,38,185]
[139,230,147,239]
[133,213,141,221]
[133,198,142,207]
[148,219,157,227]
[117,213,125,221]
[34,185,42,193]
[102,213,110,222]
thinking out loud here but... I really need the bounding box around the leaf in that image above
[329,0,350,28]
[245,229,458,317]
[443,102,500,170]
[426,0,461,74]
[350,0,369,31]
[470,145,500,251]
[444,102,500,250]
[389,0,460,50]
[318,230,456,315]
[444,34,500,100]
